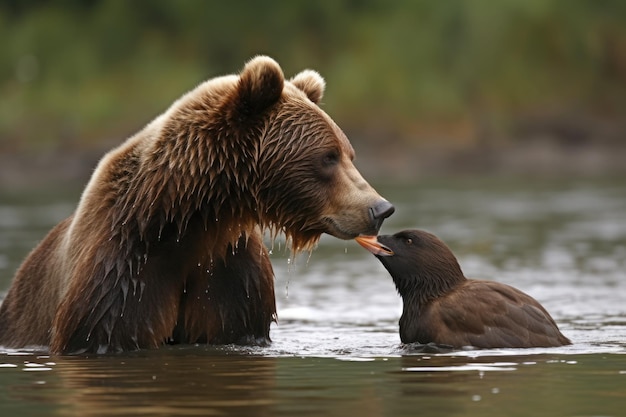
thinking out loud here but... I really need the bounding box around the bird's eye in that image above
[405,238,413,245]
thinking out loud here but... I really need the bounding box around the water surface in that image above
[1,178,625,416]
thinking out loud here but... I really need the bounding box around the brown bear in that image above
[0,56,394,354]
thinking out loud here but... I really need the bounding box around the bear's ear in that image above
[236,56,284,116]
[290,70,325,104]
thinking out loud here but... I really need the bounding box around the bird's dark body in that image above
[364,230,571,348]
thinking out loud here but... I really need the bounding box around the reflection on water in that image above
[0,349,624,416]
[1,178,625,416]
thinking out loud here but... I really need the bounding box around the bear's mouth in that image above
[322,217,364,240]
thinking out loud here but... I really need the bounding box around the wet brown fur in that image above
[0,56,389,354]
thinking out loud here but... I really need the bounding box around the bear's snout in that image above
[369,200,395,232]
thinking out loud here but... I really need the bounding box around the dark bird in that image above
[356,230,571,348]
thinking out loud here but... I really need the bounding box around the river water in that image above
[0,177,625,416]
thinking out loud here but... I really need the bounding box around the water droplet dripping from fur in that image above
[138,281,146,302]
[131,277,138,296]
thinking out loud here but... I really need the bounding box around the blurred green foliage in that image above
[1,0,625,151]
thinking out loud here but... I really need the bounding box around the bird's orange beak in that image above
[355,235,394,256]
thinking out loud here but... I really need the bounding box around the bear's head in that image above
[145,56,394,253]
[231,56,394,251]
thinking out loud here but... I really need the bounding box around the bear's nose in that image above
[369,200,395,231]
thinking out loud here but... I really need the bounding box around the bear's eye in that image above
[321,150,339,167]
